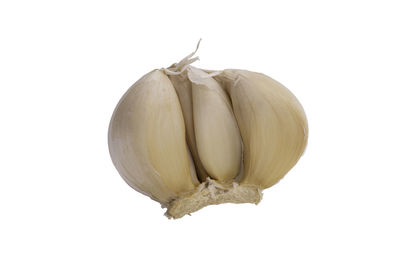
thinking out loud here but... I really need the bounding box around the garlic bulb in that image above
[108,41,308,219]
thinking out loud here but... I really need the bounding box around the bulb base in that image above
[165,178,262,219]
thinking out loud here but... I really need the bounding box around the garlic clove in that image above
[188,67,242,182]
[215,69,308,188]
[108,70,199,204]
[167,72,209,181]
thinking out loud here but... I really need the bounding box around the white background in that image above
[1,0,399,266]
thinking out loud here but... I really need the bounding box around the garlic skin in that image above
[108,42,308,218]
